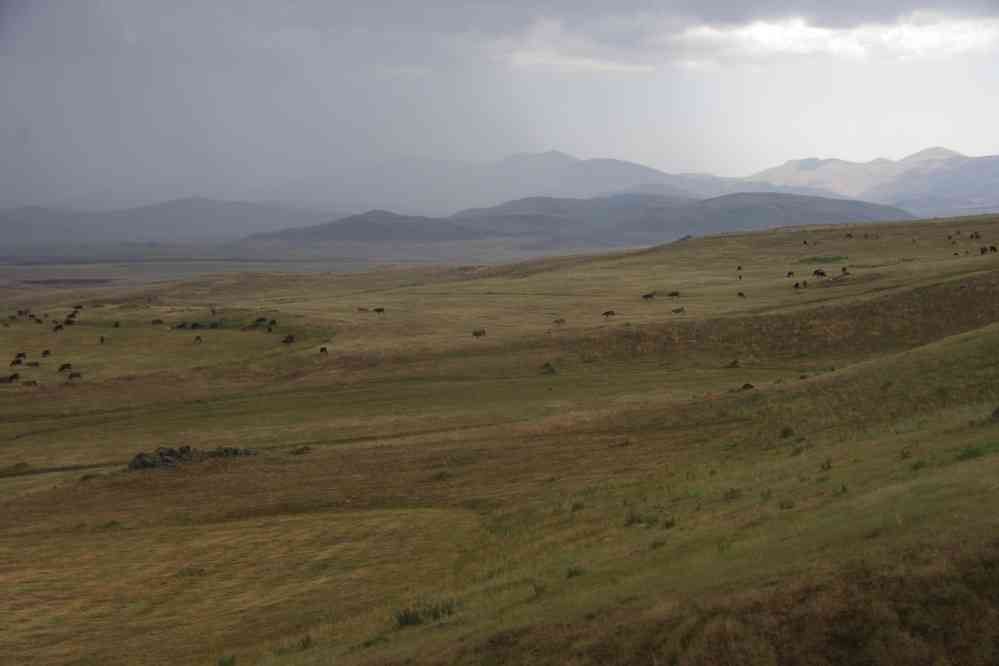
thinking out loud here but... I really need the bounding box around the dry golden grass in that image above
[3,214,999,665]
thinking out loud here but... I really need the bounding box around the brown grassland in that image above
[3,215,999,665]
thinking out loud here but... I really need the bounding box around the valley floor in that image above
[3,215,999,665]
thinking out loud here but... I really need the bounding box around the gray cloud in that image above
[2,1,999,209]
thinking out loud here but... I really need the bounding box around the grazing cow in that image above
[786,271,795,278]
[737,291,746,298]
[845,232,854,239]
[266,326,273,333]
[981,247,989,255]
[15,352,25,359]
[803,240,809,245]
[813,269,827,277]
[42,350,51,357]
[99,336,105,345]
[191,322,201,330]
[641,292,656,300]
[53,325,63,332]
[64,319,75,326]
[269,319,277,326]
[67,372,82,381]
[992,246,998,253]
[151,319,164,325]
[667,290,680,297]
[672,306,686,314]
[282,335,296,344]
[738,275,742,280]
[58,363,72,373]
[357,307,369,312]
[73,305,83,310]
[319,346,328,354]
[113,321,120,328]
[8,373,20,382]
[373,307,385,314]
[954,252,960,256]
[194,336,203,344]
[255,317,268,324]
[553,318,566,326]
[176,322,188,329]
[472,328,487,338]
[210,307,217,316]
[601,310,616,318]
[794,282,801,289]
[27,361,39,368]
[841,266,850,274]
[10,359,22,367]
[947,235,952,240]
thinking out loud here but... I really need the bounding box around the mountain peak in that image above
[500,150,579,166]
[900,147,964,164]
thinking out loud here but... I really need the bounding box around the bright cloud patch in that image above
[679,14,999,62]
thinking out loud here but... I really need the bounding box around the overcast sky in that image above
[2,1,999,207]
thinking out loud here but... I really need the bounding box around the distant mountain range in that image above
[241,192,910,259]
[749,147,999,216]
[0,198,333,247]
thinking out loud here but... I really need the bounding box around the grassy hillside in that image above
[3,213,999,665]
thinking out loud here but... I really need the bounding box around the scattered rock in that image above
[127,445,257,470]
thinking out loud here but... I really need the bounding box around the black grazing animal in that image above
[191,322,201,330]
[319,346,328,354]
[67,372,82,381]
[8,373,20,383]
[845,232,854,239]
[786,271,795,277]
[601,310,616,318]
[53,325,63,332]
[113,321,120,328]
[672,306,686,314]
[803,240,809,245]
[842,267,851,275]
[737,265,742,271]
[553,318,566,326]
[64,319,75,326]
[255,317,268,325]
[641,292,656,300]
[42,350,51,357]
[15,352,26,359]
[194,336,203,344]
[667,290,680,297]
[266,326,273,333]
[176,322,188,329]
[73,305,83,310]
[373,307,385,314]
[9,359,22,367]
[992,246,998,253]
[813,269,827,277]
[99,336,105,345]
[794,282,801,289]
[357,307,369,312]
[58,363,72,373]
[737,291,746,298]
[981,246,989,255]
[269,319,277,327]
[282,335,296,344]
[472,328,487,338]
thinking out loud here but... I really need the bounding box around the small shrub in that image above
[392,598,459,628]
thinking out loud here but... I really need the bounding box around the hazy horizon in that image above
[4,1,999,210]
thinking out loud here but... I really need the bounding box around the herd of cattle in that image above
[2,225,996,387]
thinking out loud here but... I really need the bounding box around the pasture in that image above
[4,215,999,665]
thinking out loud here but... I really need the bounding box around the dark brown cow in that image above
[737,291,746,298]
[9,359,21,367]
[552,318,566,326]
[845,232,854,239]
[641,292,656,300]
[113,321,120,328]
[42,350,51,357]
[472,328,487,338]
[99,336,105,345]
[786,271,795,277]
[991,246,998,253]
[737,265,742,271]
[194,336,203,344]
[58,363,72,373]
[357,307,369,312]
[319,346,328,354]
[53,324,63,332]
[672,306,686,314]
[282,335,296,344]
[601,310,616,318]
[841,266,850,274]
[813,268,827,277]
[794,282,801,289]
[373,307,385,314]
[15,352,26,359]
[667,290,680,297]
[981,246,989,255]
[67,372,82,381]
[151,319,164,325]
[8,373,20,382]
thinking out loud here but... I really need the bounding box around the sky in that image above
[2,0,999,208]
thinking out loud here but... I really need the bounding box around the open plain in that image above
[4,215,999,665]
